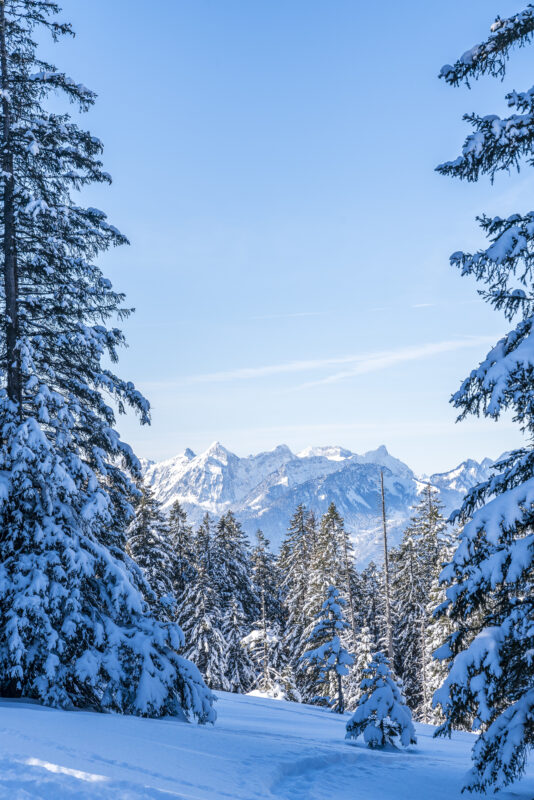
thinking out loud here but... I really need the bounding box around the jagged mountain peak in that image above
[143,443,495,564]
[203,441,233,459]
[297,445,353,461]
[365,444,389,458]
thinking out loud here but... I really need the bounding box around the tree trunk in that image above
[261,586,269,688]
[420,615,428,723]
[337,671,344,714]
[381,471,394,662]
[0,0,20,410]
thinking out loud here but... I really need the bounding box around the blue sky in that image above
[54,1,531,473]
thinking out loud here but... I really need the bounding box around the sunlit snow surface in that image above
[1,694,534,799]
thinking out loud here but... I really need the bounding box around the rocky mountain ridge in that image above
[142,442,496,565]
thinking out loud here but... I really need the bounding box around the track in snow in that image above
[0,693,533,799]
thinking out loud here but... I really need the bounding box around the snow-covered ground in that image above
[2,694,534,800]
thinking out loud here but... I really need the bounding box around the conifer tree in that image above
[391,487,448,718]
[425,573,453,725]
[356,562,386,653]
[346,626,374,711]
[435,6,534,791]
[212,511,257,621]
[345,652,416,749]
[168,500,195,601]
[300,586,354,713]
[279,504,312,672]
[0,0,214,722]
[223,598,255,694]
[305,510,319,557]
[242,623,292,697]
[250,530,284,690]
[302,504,348,633]
[181,555,228,692]
[251,529,282,626]
[126,486,176,617]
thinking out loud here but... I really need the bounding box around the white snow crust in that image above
[1,692,534,798]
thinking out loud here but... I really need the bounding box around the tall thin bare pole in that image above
[0,0,21,412]
[381,470,394,661]
[421,615,428,723]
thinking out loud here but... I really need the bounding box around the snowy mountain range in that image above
[142,443,495,565]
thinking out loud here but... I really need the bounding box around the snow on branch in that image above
[440,5,534,85]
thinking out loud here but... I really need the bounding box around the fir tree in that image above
[300,586,354,713]
[0,0,214,722]
[279,504,312,674]
[391,487,448,719]
[168,500,195,601]
[250,530,284,691]
[435,5,534,791]
[302,504,347,639]
[181,554,228,692]
[425,571,453,726]
[251,529,282,628]
[242,623,290,696]
[356,562,386,653]
[305,510,319,558]
[126,486,176,617]
[346,625,374,711]
[345,652,416,749]
[212,511,257,621]
[223,598,255,694]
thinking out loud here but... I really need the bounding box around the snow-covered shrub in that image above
[345,652,416,749]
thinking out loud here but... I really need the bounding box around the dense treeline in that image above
[127,486,456,719]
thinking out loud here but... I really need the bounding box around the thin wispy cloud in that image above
[296,337,496,389]
[146,335,497,390]
[250,311,326,321]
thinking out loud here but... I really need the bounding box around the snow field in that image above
[1,692,534,799]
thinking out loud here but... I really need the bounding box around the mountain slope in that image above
[144,443,495,563]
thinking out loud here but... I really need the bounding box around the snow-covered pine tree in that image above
[346,625,374,711]
[212,511,257,622]
[302,504,349,638]
[425,572,453,726]
[127,486,177,618]
[251,529,282,627]
[249,529,286,692]
[223,598,255,694]
[300,585,354,713]
[391,487,447,719]
[305,509,319,557]
[421,520,457,725]
[242,623,293,697]
[278,504,312,674]
[345,652,416,749]
[168,500,195,601]
[358,562,386,650]
[299,506,342,700]
[0,0,214,722]
[391,538,425,716]
[180,533,228,692]
[435,6,534,791]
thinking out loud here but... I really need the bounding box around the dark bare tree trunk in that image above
[0,0,20,411]
[261,586,269,687]
[337,672,344,714]
[381,470,394,662]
